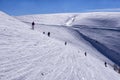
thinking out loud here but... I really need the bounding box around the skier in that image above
[41,73,44,76]
[43,32,45,34]
[65,41,67,45]
[48,32,50,37]
[104,62,107,67]
[32,21,35,30]
[84,52,87,56]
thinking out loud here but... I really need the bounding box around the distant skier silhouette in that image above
[43,32,45,34]
[104,62,107,67]
[32,21,35,30]
[48,32,50,37]
[84,52,87,56]
[65,41,67,45]
[41,73,44,76]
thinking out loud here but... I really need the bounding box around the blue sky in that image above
[0,0,120,15]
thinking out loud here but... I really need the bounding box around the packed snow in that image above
[17,12,120,66]
[0,11,120,80]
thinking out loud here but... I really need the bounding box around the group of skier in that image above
[32,21,67,45]
[31,21,120,74]
[32,21,51,37]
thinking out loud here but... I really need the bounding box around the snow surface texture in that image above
[17,12,120,66]
[0,11,120,80]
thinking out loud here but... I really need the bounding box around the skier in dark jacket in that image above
[48,32,50,37]
[104,62,107,67]
[32,21,35,30]
[84,52,87,56]
[65,41,67,45]
[43,32,45,34]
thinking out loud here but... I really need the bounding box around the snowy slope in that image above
[72,12,120,28]
[70,12,120,66]
[0,11,120,80]
[16,12,120,66]
[16,12,120,28]
[16,13,77,26]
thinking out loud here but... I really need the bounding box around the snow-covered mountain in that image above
[0,11,120,80]
[16,12,120,66]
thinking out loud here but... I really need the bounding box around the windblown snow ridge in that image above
[16,12,120,66]
[74,29,120,66]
